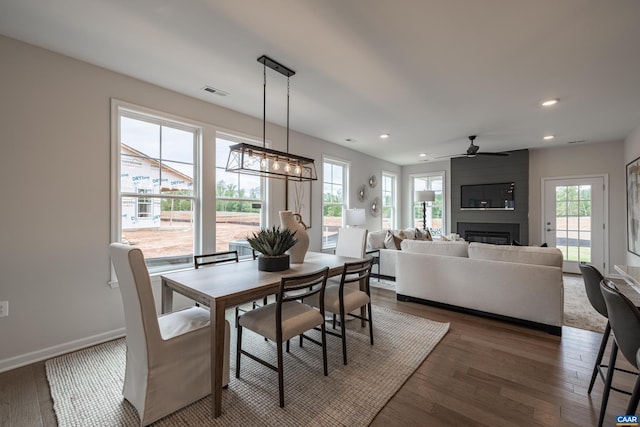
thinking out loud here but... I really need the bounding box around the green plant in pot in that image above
[247,226,297,272]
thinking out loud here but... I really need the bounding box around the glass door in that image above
[543,177,605,274]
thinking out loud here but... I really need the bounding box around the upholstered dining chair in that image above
[194,250,266,327]
[579,262,611,393]
[110,243,230,426]
[598,279,640,427]
[335,227,368,258]
[236,267,329,408]
[307,258,374,365]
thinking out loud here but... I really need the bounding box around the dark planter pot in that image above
[258,254,290,272]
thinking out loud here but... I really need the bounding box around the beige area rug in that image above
[563,274,607,333]
[46,306,449,427]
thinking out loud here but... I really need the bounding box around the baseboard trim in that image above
[396,294,562,336]
[0,328,126,373]
[371,273,396,281]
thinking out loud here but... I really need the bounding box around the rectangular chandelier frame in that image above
[225,142,317,182]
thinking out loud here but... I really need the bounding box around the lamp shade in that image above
[415,190,435,202]
[345,208,366,227]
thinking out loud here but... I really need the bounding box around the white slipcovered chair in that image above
[109,243,230,426]
[335,227,368,258]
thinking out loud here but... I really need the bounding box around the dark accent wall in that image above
[451,149,529,244]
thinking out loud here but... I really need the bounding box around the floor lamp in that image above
[415,190,435,231]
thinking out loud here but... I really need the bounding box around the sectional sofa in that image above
[395,240,564,335]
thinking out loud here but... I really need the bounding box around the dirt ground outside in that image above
[123,212,344,259]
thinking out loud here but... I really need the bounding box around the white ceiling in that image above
[2,0,640,165]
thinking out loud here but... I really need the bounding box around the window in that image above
[215,133,265,257]
[115,107,198,273]
[322,157,349,249]
[413,172,445,236]
[381,172,397,229]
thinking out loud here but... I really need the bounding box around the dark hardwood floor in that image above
[0,287,635,426]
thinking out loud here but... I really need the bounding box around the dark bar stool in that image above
[579,262,611,393]
[598,280,640,427]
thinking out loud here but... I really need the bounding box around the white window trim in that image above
[382,170,398,229]
[410,170,447,235]
[322,155,350,250]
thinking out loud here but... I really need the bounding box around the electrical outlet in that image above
[0,301,8,317]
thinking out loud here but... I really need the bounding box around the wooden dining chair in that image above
[307,258,374,365]
[194,250,266,327]
[236,267,330,408]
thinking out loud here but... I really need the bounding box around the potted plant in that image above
[247,226,298,272]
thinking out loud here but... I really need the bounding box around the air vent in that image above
[202,86,229,96]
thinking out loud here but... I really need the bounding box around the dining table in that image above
[614,264,640,306]
[160,251,361,418]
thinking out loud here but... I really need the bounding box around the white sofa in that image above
[396,241,564,335]
[366,228,431,279]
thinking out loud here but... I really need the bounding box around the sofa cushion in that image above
[400,239,469,257]
[468,242,563,267]
[367,230,387,250]
[383,231,399,249]
[415,228,432,241]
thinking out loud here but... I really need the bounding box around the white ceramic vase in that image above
[279,210,309,263]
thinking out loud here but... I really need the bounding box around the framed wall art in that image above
[627,156,640,256]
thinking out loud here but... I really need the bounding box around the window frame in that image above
[411,171,446,236]
[381,171,398,229]
[322,156,350,250]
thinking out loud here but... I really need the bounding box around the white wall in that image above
[624,124,640,266]
[0,36,399,370]
[529,141,626,275]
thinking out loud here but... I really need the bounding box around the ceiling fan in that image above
[449,135,509,158]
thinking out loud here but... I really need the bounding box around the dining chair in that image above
[236,267,329,408]
[335,227,368,258]
[194,250,266,327]
[598,279,640,427]
[578,262,611,393]
[110,243,230,426]
[307,258,374,365]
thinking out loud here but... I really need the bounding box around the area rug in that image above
[46,306,449,427]
[563,275,607,333]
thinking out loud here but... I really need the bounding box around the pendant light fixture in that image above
[225,55,317,181]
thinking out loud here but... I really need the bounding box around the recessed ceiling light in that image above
[419,153,427,157]
[202,86,229,96]
[541,98,559,107]
[380,133,390,139]
[543,135,555,140]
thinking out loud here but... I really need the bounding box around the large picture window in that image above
[322,157,349,249]
[413,172,445,236]
[215,134,265,257]
[115,107,198,272]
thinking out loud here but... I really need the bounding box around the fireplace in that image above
[456,222,520,245]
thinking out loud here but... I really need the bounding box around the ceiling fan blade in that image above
[476,152,509,156]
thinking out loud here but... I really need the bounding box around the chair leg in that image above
[589,321,611,394]
[235,325,243,379]
[367,302,374,345]
[332,314,337,330]
[321,322,328,376]
[627,373,640,416]
[299,334,303,348]
[340,308,348,365]
[598,341,619,427]
[277,340,285,408]
[286,339,290,353]
[235,307,240,328]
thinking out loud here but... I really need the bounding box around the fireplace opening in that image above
[456,222,521,245]
[464,230,510,245]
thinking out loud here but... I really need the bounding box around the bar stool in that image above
[598,280,640,427]
[578,262,611,393]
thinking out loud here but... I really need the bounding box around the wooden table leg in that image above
[161,279,173,314]
[211,298,226,418]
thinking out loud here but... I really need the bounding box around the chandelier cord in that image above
[286,76,290,154]
[262,62,266,149]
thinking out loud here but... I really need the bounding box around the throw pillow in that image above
[414,228,427,241]
[423,228,433,241]
[367,230,387,249]
[392,233,403,250]
[383,231,397,249]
